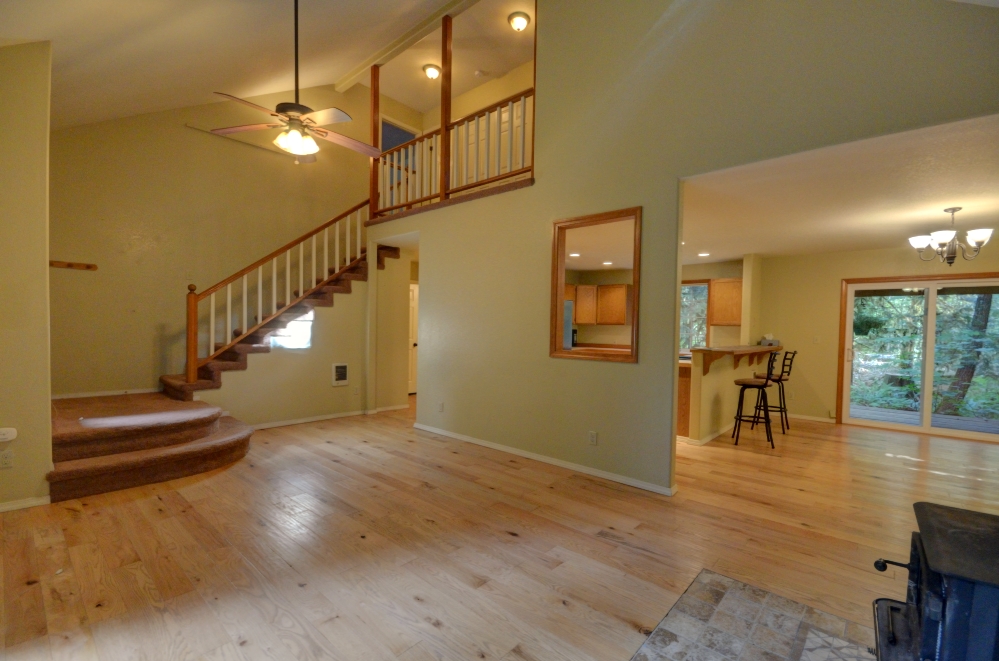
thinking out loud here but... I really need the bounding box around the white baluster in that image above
[311,235,316,289]
[209,292,216,352]
[520,96,527,168]
[241,275,247,335]
[506,101,514,174]
[323,228,329,281]
[225,283,232,342]
[485,111,491,180]
[474,116,480,182]
[271,259,277,313]
[494,109,501,175]
[356,211,361,258]
[335,218,340,272]
[298,242,304,298]
[257,266,262,327]
[285,250,291,307]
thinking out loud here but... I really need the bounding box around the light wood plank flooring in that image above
[3,399,998,660]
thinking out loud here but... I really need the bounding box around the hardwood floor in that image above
[3,398,999,660]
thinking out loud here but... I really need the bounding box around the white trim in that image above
[365,404,411,415]
[253,410,364,430]
[0,496,50,513]
[788,413,836,424]
[52,388,159,400]
[414,423,676,496]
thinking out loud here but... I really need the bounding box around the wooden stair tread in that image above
[46,416,252,501]
[52,393,220,442]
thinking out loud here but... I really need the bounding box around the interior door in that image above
[408,284,419,395]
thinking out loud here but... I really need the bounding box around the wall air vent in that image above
[332,364,348,386]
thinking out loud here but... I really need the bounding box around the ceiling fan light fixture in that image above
[274,125,319,156]
[423,64,441,80]
[508,12,530,32]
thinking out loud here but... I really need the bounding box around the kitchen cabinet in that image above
[596,284,629,325]
[565,284,576,303]
[709,278,742,326]
[574,285,597,324]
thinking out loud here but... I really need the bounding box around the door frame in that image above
[836,271,999,439]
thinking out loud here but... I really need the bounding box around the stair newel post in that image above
[369,64,380,219]
[439,15,452,202]
[186,284,198,384]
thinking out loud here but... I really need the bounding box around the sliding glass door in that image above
[844,279,999,438]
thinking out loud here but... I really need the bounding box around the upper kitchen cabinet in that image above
[709,278,742,326]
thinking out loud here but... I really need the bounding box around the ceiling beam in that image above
[334,0,479,93]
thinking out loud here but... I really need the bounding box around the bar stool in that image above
[732,351,779,448]
[754,350,797,433]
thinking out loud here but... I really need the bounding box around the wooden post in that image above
[369,64,380,218]
[186,285,199,383]
[439,15,453,202]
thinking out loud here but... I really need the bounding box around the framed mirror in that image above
[550,207,641,363]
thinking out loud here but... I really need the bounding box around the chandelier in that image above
[909,207,992,266]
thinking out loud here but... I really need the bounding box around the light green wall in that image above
[370,0,999,492]
[0,42,53,508]
[758,244,999,421]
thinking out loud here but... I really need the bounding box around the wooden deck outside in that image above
[850,403,999,434]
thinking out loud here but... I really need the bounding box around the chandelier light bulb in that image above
[508,12,530,32]
[930,229,956,246]
[967,228,993,247]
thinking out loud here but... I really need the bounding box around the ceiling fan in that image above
[210,0,380,164]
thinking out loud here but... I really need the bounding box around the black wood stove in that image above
[873,502,999,661]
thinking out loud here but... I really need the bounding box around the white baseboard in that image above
[788,413,836,424]
[52,388,160,400]
[253,410,364,430]
[0,496,50,513]
[413,423,676,497]
[365,404,410,415]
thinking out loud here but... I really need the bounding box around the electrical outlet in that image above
[0,450,12,469]
[588,431,598,446]
[438,402,445,413]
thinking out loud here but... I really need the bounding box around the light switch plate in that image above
[0,428,16,442]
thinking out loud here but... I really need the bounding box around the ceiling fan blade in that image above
[309,128,380,158]
[302,107,352,126]
[214,92,283,119]
[210,122,283,135]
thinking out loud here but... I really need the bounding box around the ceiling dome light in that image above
[508,12,530,32]
[603,261,613,266]
[910,207,992,266]
[423,64,441,80]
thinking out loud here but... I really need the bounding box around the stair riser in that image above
[49,436,249,503]
[53,418,221,462]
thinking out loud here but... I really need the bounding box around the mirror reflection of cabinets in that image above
[551,208,642,363]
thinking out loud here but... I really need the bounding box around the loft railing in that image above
[371,88,534,219]
[184,199,369,383]
[448,88,534,195]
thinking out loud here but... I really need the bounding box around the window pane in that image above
[271,310,314,350]
[849,289,925,426]
[932,286,999,434]
[679,284,708,350]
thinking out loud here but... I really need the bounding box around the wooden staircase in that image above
[46,199,398,502]
[47,393,252,502]
[160,243,399,401]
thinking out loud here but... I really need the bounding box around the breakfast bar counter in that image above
[681,345,782,444]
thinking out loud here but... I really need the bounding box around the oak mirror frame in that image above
[550,207,641,363]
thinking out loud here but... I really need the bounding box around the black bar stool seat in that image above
[732,351,779,448]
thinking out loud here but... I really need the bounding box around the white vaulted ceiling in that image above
[0,0,458,129]
[681,113,999,264]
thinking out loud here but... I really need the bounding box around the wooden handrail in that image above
[448,88,535,128]
[199,254,368,366]
[378,129,441,159]
[196,199,368,300]
[448,166,533,196]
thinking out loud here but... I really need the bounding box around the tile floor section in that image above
[632,570,877,661]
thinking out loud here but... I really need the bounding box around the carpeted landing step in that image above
[47,393,251,502]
